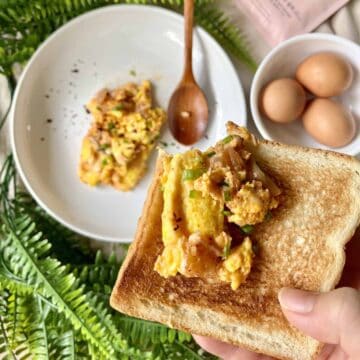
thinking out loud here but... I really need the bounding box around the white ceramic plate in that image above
[11,5,246,242]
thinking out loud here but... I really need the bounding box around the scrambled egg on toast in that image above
[154,131,281,290]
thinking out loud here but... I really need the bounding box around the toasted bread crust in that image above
[111,136,360,360]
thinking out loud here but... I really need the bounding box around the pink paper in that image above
[236,0,350,46]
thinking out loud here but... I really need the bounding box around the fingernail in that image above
[278,288,318,314]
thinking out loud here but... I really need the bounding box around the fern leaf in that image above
[14,191,94,265]
[116,315,192,349]
[46,312,90,359]
[0,290,31,360]
[20,296,52,360]
[0,157,214,359]
[194,6,257,71]
[72,250,119,296]
[0,215,139,359]
[0,314,18,360]
[54,330,76,359]
[0,0,256,76]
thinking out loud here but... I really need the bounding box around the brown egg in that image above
[260,78,306,123]
[296,52,353,97]
[302,98,355,147]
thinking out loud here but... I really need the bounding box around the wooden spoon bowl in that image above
[167,0,209,145]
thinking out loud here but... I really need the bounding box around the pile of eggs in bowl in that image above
[260,52,355,148]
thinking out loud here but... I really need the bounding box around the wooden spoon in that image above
[168,0,209,145]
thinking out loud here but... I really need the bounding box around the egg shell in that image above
[260,78,306,123]
[302,98,356,148]
[296,52,353,97]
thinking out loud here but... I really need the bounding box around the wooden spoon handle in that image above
[183,0,195,82]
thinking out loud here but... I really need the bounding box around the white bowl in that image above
[10,5,246,242]
[250,33,360,156]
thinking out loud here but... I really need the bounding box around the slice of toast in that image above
[110,128,360,360]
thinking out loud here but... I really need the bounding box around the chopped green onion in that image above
[222,239,232,260]
[241,224,254,234]
[222,135,234,144]
[112,104,124,111]
[189,189,199,199]
[130,69,136,76]
[206,151,216,158]
[159,141,168,147]
[101,158,108,166]
[224,190,231,202]
[107,122,115,131]
[222,210,232,216]
[182,168,204,181]
[99,143,110,151]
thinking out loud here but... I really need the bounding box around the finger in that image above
[193,335,273,360]
[278,287,360,356]
[317,344,336,360]
[326,346,348,360]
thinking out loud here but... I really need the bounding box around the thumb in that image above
[278,287,360,355]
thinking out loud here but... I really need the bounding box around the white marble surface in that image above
[1,0,359,249]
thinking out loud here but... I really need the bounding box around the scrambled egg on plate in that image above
[79,81,166,191]
[154,131,281,290]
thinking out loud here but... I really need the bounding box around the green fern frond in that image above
[14,191,94,265]
[72,250,118,296]
[116,315,192,348]
[194,6,257,71]
[49,329,77,360]
[0,215,139,359]
[0,257,45,297]
[0,290,31,360]
[5,292,28,349]
[0,157,217,359]
[0,0,256,76]
[22,297,52,360]
[45,310,92,360]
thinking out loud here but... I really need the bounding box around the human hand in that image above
[194,233,360,360]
